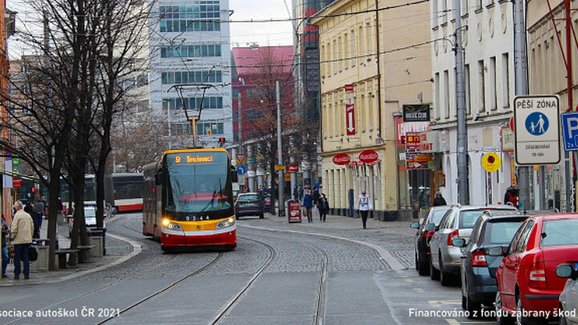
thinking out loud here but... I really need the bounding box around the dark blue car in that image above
[453,211,528,318]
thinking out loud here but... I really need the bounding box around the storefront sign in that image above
[332,153,351,165]
[359,150,378,164]
[403,104,430,122]
[345,84,356,135]
[406,152,433,170]
[288,164,299,173]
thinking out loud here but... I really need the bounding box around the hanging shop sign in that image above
[403,104,430,122]
[288,164,299,173]
[359,150,379,164]
[406,153,433,170]
[332,153,351,165]
[345,84,356,136]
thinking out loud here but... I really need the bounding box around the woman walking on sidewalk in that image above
[303,190,314,223]
[318,194,330,222]
[357,190,373,229]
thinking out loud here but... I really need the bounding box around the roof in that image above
[232,46,295,77]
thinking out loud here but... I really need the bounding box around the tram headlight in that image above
[216,217,235,229]
[162,218,182,231]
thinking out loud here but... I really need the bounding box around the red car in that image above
[495,214,578,324]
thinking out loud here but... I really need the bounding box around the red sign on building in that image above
[345,84,356,136]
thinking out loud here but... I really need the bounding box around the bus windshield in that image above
[164,152,232,213]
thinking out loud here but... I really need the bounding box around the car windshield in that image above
[238,194,259,202]
[483,220,525,244]
[541,219,578,247]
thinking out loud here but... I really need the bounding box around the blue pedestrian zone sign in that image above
[514,95,560,165]
[525,112,549,136]
[561,112,578,151]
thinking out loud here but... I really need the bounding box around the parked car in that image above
[410,205,452,276]
[68,205,105,238]
[557,262,578,325]
[234,193,264,219]
[429,204,517,286]
[452,211,529,317]
[495,214,578,324]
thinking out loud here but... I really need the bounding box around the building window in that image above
[161,70,222,85]
[432,0,438,27]
[160,44,222,58]
[465,64,471,115]
[490,56,497,110]
[350,29,356,67]
[476,0,483,10]
[163,97,223,111]
[434,72,440,120]
[173,123,191,136]
[332,39,338,74]
[159,3,221,33]
[478,60,486,112]
[442,0,448,24]
[197,122,224,135]
[366,21,372,55]
[501,53,510,108]
[444,70,450,119]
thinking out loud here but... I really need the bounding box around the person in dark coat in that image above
[302,190,314,223]
[318,193,330,222]
[504,187,518,207]
[433,192,447,206]
[24,200,39,239]
[1,215,9,278]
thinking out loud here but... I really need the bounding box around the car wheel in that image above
[235,214,239,220]
[417,254,430,276]
[495,292,513,325]
[461,295,466,310]
[516,296,536,325]
[415,252,419,271]
[465,294,481,319]
[430,258,440,280]
[560,311,568,325]
[439,255,453,286]
[259,213,264,219]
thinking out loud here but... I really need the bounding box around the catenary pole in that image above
[565,0,575,212]
[513,0,531,211]
[276,81,285,216]
[454,0,469,204]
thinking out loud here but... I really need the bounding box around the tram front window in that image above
[164,152,232,213]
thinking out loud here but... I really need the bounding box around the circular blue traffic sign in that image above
[236,165,247,175]
[525,112,549,136]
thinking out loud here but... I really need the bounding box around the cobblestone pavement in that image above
[239,211,417,270]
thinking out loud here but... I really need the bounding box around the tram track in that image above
[210,236,277,324]
[97,251,224,324]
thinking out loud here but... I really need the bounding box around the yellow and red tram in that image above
[143,148,237,251]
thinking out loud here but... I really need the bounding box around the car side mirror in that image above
[556,264,576,279]
[410,222,420,229]
[424,223,436,232]
[452,238,466,247]
[487,246,507,257]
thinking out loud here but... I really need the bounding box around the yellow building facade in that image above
[312,0,432,220]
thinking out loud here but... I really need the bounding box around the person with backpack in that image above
[357,190,373,229]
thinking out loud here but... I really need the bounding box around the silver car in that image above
[428,204,517,286]
[557,262,578,325]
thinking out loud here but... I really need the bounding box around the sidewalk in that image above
[0,216,139,287]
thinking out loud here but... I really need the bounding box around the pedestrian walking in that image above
[318,193,330,222]
[1,215,9,278]
[34,198,44,235]
[433,192,447,206]
[357,190,373,229]
[24,200,39,239]
[10,201,34,280]
[303,190,314,223]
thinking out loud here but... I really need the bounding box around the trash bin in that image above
[31,240,49,272]
[87,228,106,256]
[287,200,302,223]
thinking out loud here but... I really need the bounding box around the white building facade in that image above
[430,0,516,205]
[149,0,232,149]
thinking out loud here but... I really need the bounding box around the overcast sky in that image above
[229,0,294,47]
